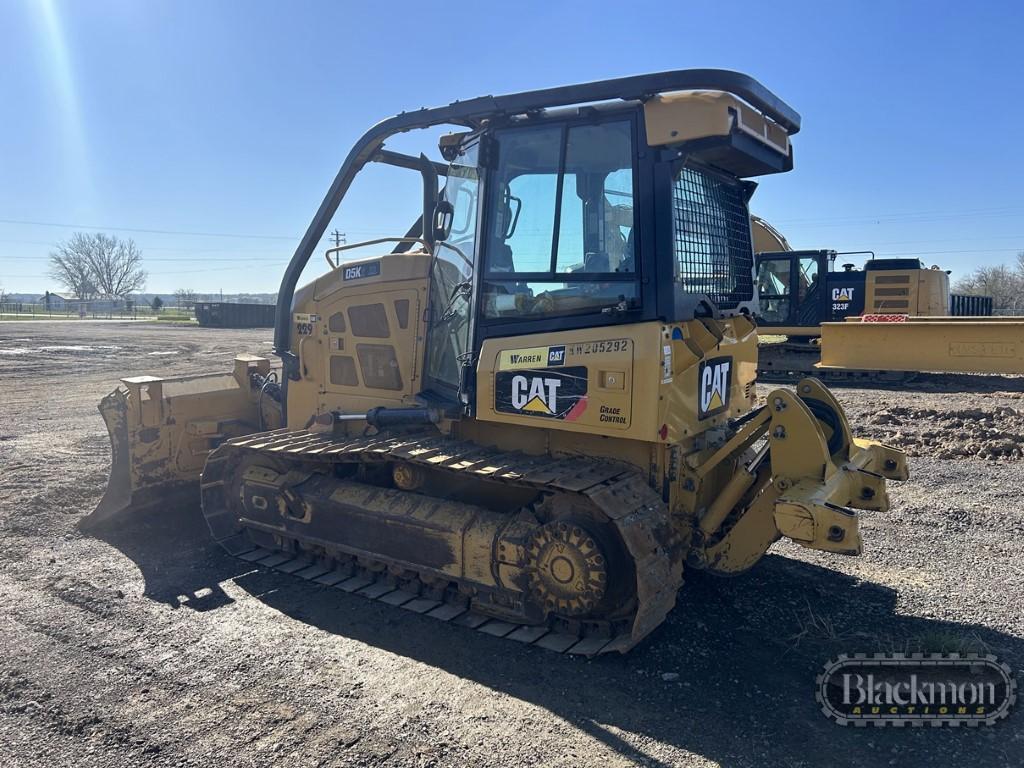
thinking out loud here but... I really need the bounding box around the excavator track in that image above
[200,429,683,655]
[758,342,914,384]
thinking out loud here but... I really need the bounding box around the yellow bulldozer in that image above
[88,70,907,655]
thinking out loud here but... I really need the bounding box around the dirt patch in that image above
[863,405,1024,460]
[1,322,1022,768]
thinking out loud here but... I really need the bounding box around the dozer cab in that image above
[90,70,907,654]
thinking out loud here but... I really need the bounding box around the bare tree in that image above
[49,240,99,299]
[953,263,1024,313]
[174,288,197,309]
[81,233,146,297]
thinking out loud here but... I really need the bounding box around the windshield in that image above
[480,119,639,320]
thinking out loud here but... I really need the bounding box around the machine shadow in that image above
[83,491,255,610]
[89,501,1022,767]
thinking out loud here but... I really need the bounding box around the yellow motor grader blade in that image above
[819,317,1024,374]
[85,355,281,528]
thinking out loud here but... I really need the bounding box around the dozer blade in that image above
[83,355,281,529]
[90,386,137,526]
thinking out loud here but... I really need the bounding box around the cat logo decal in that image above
[698,357,732,419]
[495,366,588,420]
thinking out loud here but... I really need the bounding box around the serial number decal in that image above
[566,339,631,356]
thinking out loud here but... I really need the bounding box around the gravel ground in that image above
[0,321,1021,767]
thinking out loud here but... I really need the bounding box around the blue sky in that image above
[1,0,1022,295]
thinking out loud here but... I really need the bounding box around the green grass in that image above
[152,315,197,324]
[0,315,153,322]
[0,313,195,323]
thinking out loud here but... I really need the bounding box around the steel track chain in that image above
[199,429,683,655]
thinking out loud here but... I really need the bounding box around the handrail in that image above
[324,238,472,277]
[325,237,430,270]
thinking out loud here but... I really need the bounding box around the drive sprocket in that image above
[526,520,608,616]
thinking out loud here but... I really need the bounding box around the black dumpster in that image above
[195,302,276,328]
[950,294,994,317]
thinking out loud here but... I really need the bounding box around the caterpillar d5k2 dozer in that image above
[88,70,908,655]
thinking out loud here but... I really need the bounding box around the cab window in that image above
[481,119,638,319]
[798,255,819,301]
[424,140,478,390]
[757,257,792,323]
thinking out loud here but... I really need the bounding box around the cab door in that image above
[756,253,795,326]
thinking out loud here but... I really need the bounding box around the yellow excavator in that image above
[750,218,1022,379]
[88,70,907,655]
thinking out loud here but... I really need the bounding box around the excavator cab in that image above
[754,250,995,333]
[756,250,839,331]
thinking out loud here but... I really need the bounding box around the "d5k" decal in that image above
[495,366,588,420]
[698,357,732,419]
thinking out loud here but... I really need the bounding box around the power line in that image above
[875,248,1023,257]
[774,211,1024,230]
[770,204,1024,225]
[9,253,291,263]
[0,218,391,240]
[0,218,298,241]
[836,234,1024,247]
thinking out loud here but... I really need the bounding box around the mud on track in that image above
[1,321,1022,767]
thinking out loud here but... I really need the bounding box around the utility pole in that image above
[330,229,346,247]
